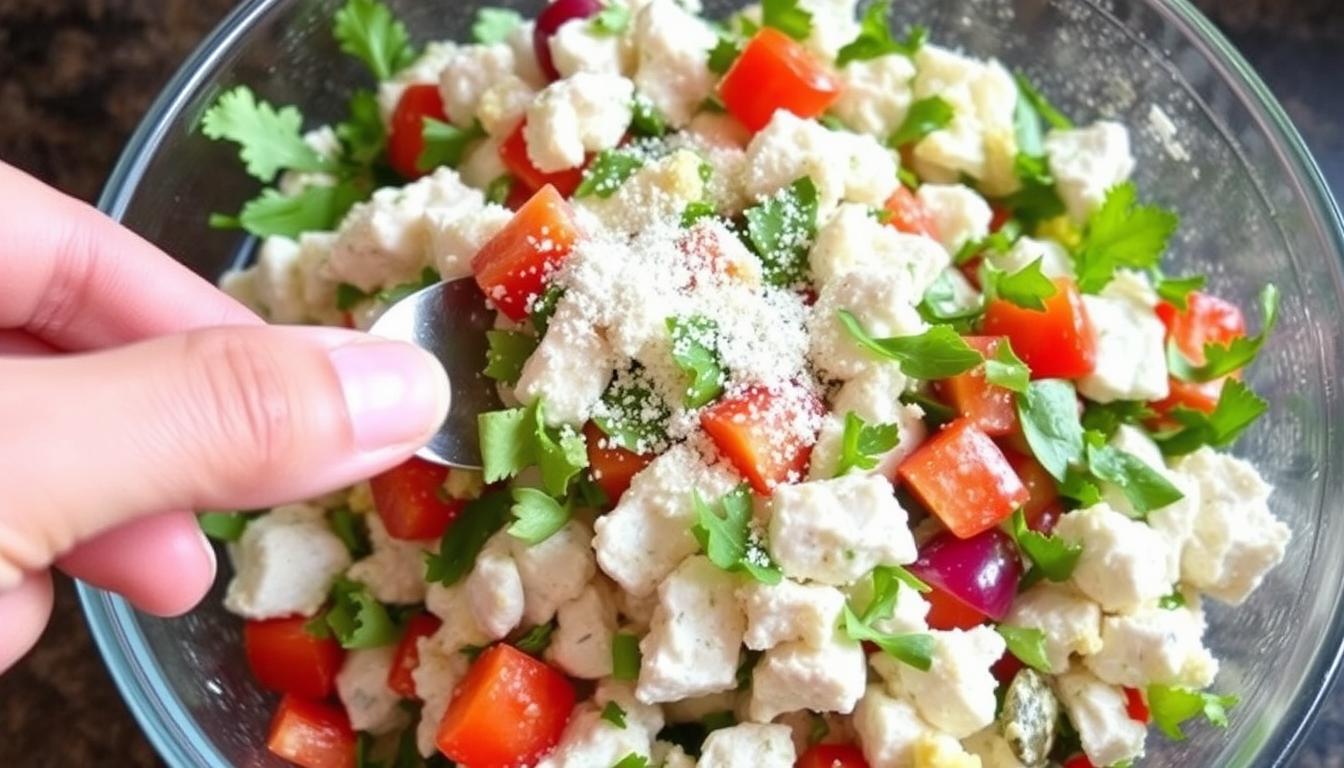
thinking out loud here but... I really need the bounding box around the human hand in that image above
[0,163,450,673]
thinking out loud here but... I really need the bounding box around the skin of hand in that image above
[0,163,451,673]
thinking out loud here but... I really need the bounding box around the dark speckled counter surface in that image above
[0,0,1342,765]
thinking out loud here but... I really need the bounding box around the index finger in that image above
[0,162,263,350]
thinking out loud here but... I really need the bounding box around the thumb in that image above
[0,325,450,589]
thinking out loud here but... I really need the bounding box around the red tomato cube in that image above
[388,84,449,180]
[700,383,825,495]
[798,743,870,768]
[266,695,356,768]
[386,612,443,699]
[981,277,1096,380]
[719,28,843,132]
[498,121,585,198]
[584,422,654,505]
[898,418,1029,539]
[370,457,464,541]
[883,186,939,239]
[934,336,1018,437]
[244,617,344,700]
[471,184,581,321]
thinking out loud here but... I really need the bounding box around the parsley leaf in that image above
[1013,72,1073,130]
[707,34,743,75]
[1010,508,1082,582]
[1147,685,1237,740]
[486,174,514,205]
[996,624,1052,673]
[591,3,632,35]
[692,485,781,584]
[1015,379,1085,481]
[1159,590,1187,610]
[835,1,925,66]
[837,311,984,379]
[472,7,523,43]
[1081,400,1157,438]
[575,149,645,199]
[611,632,641,680]
[1154,273,1206,310]
[513,622,555,655]
[761,0,813,40]
[601,701,628,729]
[982,257,1058,311]
[682,201,718,228]
[417,118,486,172]
[744,176,820,287]
[857,565,929,623]
[484,330,538,387]
[508,487,573,545]
[1001,153,1066,226]
[918,270,984,331]
[1084,434,1184,517]
[310,578,397,649]
[198,511,249,542]
[888,96,954,148]
[841,605,935,670]
[834,411,900,477]
[333,0,417,81]
[595,365,671,453]
[1168,284,1279,382]
[329,507,372,559]
[478,400,589,497]
[667,316,726,407]
[612,754,649,768]
[1153,378,1268,457]
[201,86,337,182]
[424,490,511,586]
[983,339,1030,393]
[376,266,440,305]
[231,183,364,238]
[631,95,668,138]
[335,90,386,165]
[1074,182,1180,293]
[955,219,1023,266]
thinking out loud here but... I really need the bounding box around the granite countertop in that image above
[0,0,1342,765]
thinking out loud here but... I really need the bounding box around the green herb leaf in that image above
[682,201,718,228]
[744,176,819,287]
[514,622,555,655]
[1074,182,1180,293]
[707,34,743,75]
[472,7,523,43]
[591,3,632,35]
[575,149,645,199]
[834,411,900,477]
[486,174,514,205]
[1159,590,1187,610]
[841,605,935,671]
[234,183,364,238]
[837,311,984,379]
[201,86,336,182]
[417,118,486,172]
[595,365,671,453]
[376,266,440,305]
[1010,508,1082,582]
[1147,685,1237,740]
[835,1,925,66]
[612,632,641,680]
[996,625,1052,673]
[1168,284,1279,382]
[888,96,954,148]
[858,565,927,624]
[333,0,417,81]
[1154,273,1206,310]
[1084,436,1184,517]
[983,339,1031,393]
[983,257,1058,311]
[530,284,564,334]
[601,701,628,729]
[336,283,370,311]
[424,490,511,586]
[1081,400,1157,438]
[198,512,249,542]
[692,485,781,584]
[954,219,1023,266]
[918,270,984,331]
[612,754,649,768]
[1058,466,1103,507]
[484,330,538,387]
[316,578,398,649]
[667,316,725,408]
[1015,379,1085,481]
[1001,154,1066,226]
[508,487,573,545]
[631,95,668,138]
[479,401,589,496]
[1013,72,1073,130]
[329,507,372,559]
[336,89,387,164]
[900,389,956,426]
[1153,378,1268,457]
[761,0,813,40]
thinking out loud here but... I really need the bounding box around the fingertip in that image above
[0,570,54,674]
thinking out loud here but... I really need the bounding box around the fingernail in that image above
[328,341,451,452]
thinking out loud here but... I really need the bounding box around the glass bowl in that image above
[79,0,1344,765]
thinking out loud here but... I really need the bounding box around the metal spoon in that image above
[368,277,503,468]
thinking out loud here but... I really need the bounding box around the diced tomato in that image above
[1124,686,1151,723]
[797,743,870,768]
[266,695,357,768]
[388,84,449,181]
[244,617,344,700]
[584,422,654,504]
[700,383,825,495]
[989,204,1013,233]
[934,336,1018,437]
[498,121,585,198]
[718,28,842,132]
[387,612,443,699]
[981,277,1096,380]
[471,184,581,320]
[1155,292,1247,365]
[882,186,939,240]
[898,418,1029,539]
[370,457,464,541]
[436,644,577,768]
[991,649,1025,684]
[1002,449,1060,530]
[924,582,987,630]
[1152,377,1225,416]
[1062,755,1095,768]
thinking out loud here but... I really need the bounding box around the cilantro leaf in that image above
[486,174,514,205]
[1058,465,1103,507]
[333,0,417,81]
[508,487,573,545]
[837,311,984,379]
[336,282,370,311]
[591,3,631,35]
[955,219,1023,266]
[857,565,928,624]
[612,754,649,768]
[313,578,397,649]
[530,284,564,335]
[1013,72,1073,130]
[667,316,725,408]
[984,339,1030,393]
[983,257,1058,311]
[692,485,781,584]
[1168,284,1279,382]
[601,701,628,729]
[834,411,900,477]
[198,512,249,542]
[375,266,439,305]
[835,1,925,66]
[841,605,934,670]
[1081,400,1157,438]
[1010,508,1082,582]
[631,95,668,138]
[231,183,363,238]
[329,507,372,559]
[1074,182,1180,293]
[417,118,486,172]
[996,624,1052,673]
[1159,591,1187,610]
[1147,685,1237,740]
[575,149,645,199]
[472,7,523,43]
[484,330,539,387]
[1153,378,1267,457]
[707,34,743,75]
[918,270,984,331]
[682,201,718,228]
[478,401,589,496]
[1154,273,1206,310]
[1084,436,1184,517]
[888,96,954,148]
[761,0,813,40]
[335,89,386,165]
[201,86,336,182]
[513,622,555,655]
[611,632,641,680]
[424,489,511,586]
[744,176,820,287]
[1015,379,1085,481]
[1001,153,1066,225]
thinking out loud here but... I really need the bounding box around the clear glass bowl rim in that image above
[77,0,1344,765]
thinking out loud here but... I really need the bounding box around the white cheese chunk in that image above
[1054,503,1176,614]
[438,43,517,129]
[514,294,618,427]
[636,556,746,704]
[748,631,868,722]
[808,267,928,381]
[411,639,470,756]
[422,582,491,655]
[987,235,1073,279]
[1100,425,1201,578]
[1053,670,1148,767]
[533,702,656,768]
[962,728,1027,768]
[597,678,667,737]
[252,235,306,324]
[807,400,927,482]
[1084,604,1218,688]
[631,0,718,127]
[880,626,1005,739]
[1002,582,1102,674]
[859,579,931,636]
[768,474,917,586]
[738,578,847,650]
[475,74,537,138]
[744,111,900,215]
[524,73,635,172]
[798,0,861,59]
[576,148,709,236]
[1045,121,1136,224]
[509,518,596,625]
[1077,279,1170,403]
[910,46,1018,196]
[345,514,434,605]
[915,183,992,256]
[833,54,916,137]
[548,581,619,679]
[464,532,525,640]
[853,685,940,768]
[508,20,547,88]
[549,18,630,78]
[428,201,512,281]
[699,723,796,768]
[336,647,410,736]
[377,41,459,122]
[809,203,951,292]
[223,504,351,620]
